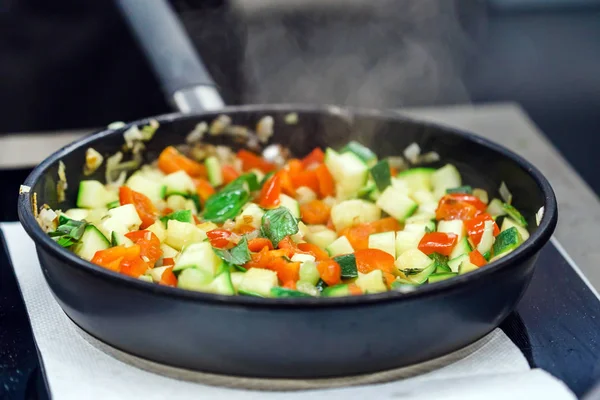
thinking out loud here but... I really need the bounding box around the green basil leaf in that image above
[261,207,299,246]
[226,173,260,192]
[213,236,251,266]
[49,218,88,248]
[203,188,250,223]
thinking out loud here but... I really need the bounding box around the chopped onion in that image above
[37,207,58,232]
[256,116,274,143]
[108,121,125,130]
[403,143,421,164]
[536,206,544,226]
[56,161,67,203]
[19,185,31,194]
[473,188,489,204]
[322,196,337,208]
[221,219,236,231]
[209,115,232,135]
[123,125,143,149]
[295,186,317,205]
[262,144,283,164]
[499,182,512,204]
[387,156,408,172]
[226,125,250,138]
[284,112,298,125]
[84,148,104,176]
[140,119,159,141]
[186,122,207,143]
[245,229,261,241]
[416,151,440,164]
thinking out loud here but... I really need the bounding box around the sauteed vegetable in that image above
[39,122,530,297]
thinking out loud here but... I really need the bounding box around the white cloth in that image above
[1,222,576,400]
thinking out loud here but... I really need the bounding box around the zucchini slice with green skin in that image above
[333,254,358,279]
[322,284,351,297]
[431,164,461,197]
[72,225,110,261]
[458,260,479,275]
[207,270,235,295]
[397,167,435,192]
[428,272,458,283]
[340,140,377,166]
[492,227,523,257]
[299,261,321,285]
[356,270,387,293]
[76,180,119,209]
[173,241,222,275]
[125,172,166,203]
[324,148,369,199]
[446,185,472,194]
[502,203,528,227]
[449,236,472,260]
[370,159,391,191]
[271,287,312,298]
[163,170,196,197]
[330,199,381,232]
[238,268,278,297]
[406,262,437,284]
[429,253,451,273]
[486,198,507,217]
[368,231,396,257]
[376,186,418,222]
[205,156,223,187]
[448,254,469,273]
[160,209,194,224]
[177,268,212,291]
[326,236,355,257]
[501,217,530,241]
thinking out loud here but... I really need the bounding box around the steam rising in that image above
[233,0,477,108]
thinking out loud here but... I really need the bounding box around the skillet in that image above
[17,0,557,378]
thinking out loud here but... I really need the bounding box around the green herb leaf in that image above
[428,252,450,273]
[203,188,250,223]
[49,218,88,248]
[226,173,260,192]
[213,236,251,266]
[160,209,193,224]
[261,207,299,246]
[370,159,391,191]
[446,185,473,194]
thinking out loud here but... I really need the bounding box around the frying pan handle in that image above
[115,0,225,113]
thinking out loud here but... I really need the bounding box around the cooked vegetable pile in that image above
[40,126,531,298]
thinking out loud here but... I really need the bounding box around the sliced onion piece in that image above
[499,181,512,205]
[536,206,544,226]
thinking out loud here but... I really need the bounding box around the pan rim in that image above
[17,104,558,309]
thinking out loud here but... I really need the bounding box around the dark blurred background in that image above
[1,0,599,220]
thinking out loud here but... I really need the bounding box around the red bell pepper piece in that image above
[418,232,458,257]
[464,213,500,246]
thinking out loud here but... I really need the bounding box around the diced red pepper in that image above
[119,186,158,229]
[157,146,207,177]
[120,256,149,278]
[446,194,487,212]
[125,230,163,265]
[247,238,274,252]
[296,243,330,261]
[221,165,240,185]
[469,250,487,267]
[301,148,325,168]
[315,164,335,198]
[258,173,281,208]
[206,229,233,249]
[316,259,341,286]
[300,199,331,225]
[354,249,396,275]
[436,194,482,221]
[162,257,175,266]
[193,178,216,204]
[237,149,276,173]
[159,267,178,287]
[91,245,141,271]
[464,213,500,246]
[418,232,458,257]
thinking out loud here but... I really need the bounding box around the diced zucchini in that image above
[234,203,265,229]
[205,156,223,186]
[395,230,425,256]
[396,168,435,192]
[446,185,472,194]
[431,164,461,198]
[107,204,142,230]
[333,254,358,279]
[146,220,167,242]
[165,194,188,211]
[486,198,507,217]
[76,180,118,209]
[138,274,153,283]
[323,284,352,297]
[125,172,166,203]
[458,260,479,275]
[492,227,523,257]
[376,186,418,222]
[356,270,387,294]
[305,226,337,249]
[357,180,377,199]
[404,221,436,234]
[72,225,110,261]
[279,194,300,219]
[476,220,496,254]
[411,190,436,205]
[325,148,369,199]
[299,261,320,285]
[270,287,312,298]
[296,281,320,296]
[295,186,317,205]
[291,254,316,263]
[161,209,193,224]
[404,212,436,225]
[160,243,179,258]
[173,241,222,276]
[163,170,195,197]
[291,221,309,243]
[370,159,391,191]
[503,203,528,227]
[450,236,472,260]
[238,268,278,297]
[395,248,434,272]
[448,254,469,273]
[340,140,377,166]
[473,188,489,204]
[429,253,451,273]
[111,231,134,247]
[107,200,120,209]
[230,271,245,293]
[64,208,89,221]
[150,266,171,282]
[368,231,396,257]
[428,272,457,283]
[330,199,381,231]
[326,236,355,257]
[208,270,235,295]
[165,219,207,250]
[501,217,530,241]
[405,261,437,284]
[177,268,212,291]
[437,220,465,240]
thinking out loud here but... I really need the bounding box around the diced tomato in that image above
[91,245,141,270]
[221,165,240,185]
[157,146,206,177]
[162,257,175,266]
[315,164,335,198]
[301,148,325,168]
[159,267,178,287]
[237,149,276,173]
[119,186,158,229]
[418,232,458,257]
[206,229,233,249]
[316,259,341,286]
[248,238,274,252]
[446,193,487,211]
[469,250,487,267]
[296,243,330,261]
[125,230,163,265]
[291,170,320,193]
[354,249,396,275]
[436,195,482,221]
[464,213,500,246]
[193,178,216,203]
[300,199,331,225]
[120,256,149,278]
[258,173,281,208]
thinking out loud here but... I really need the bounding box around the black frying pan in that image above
[17,0,557,378]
